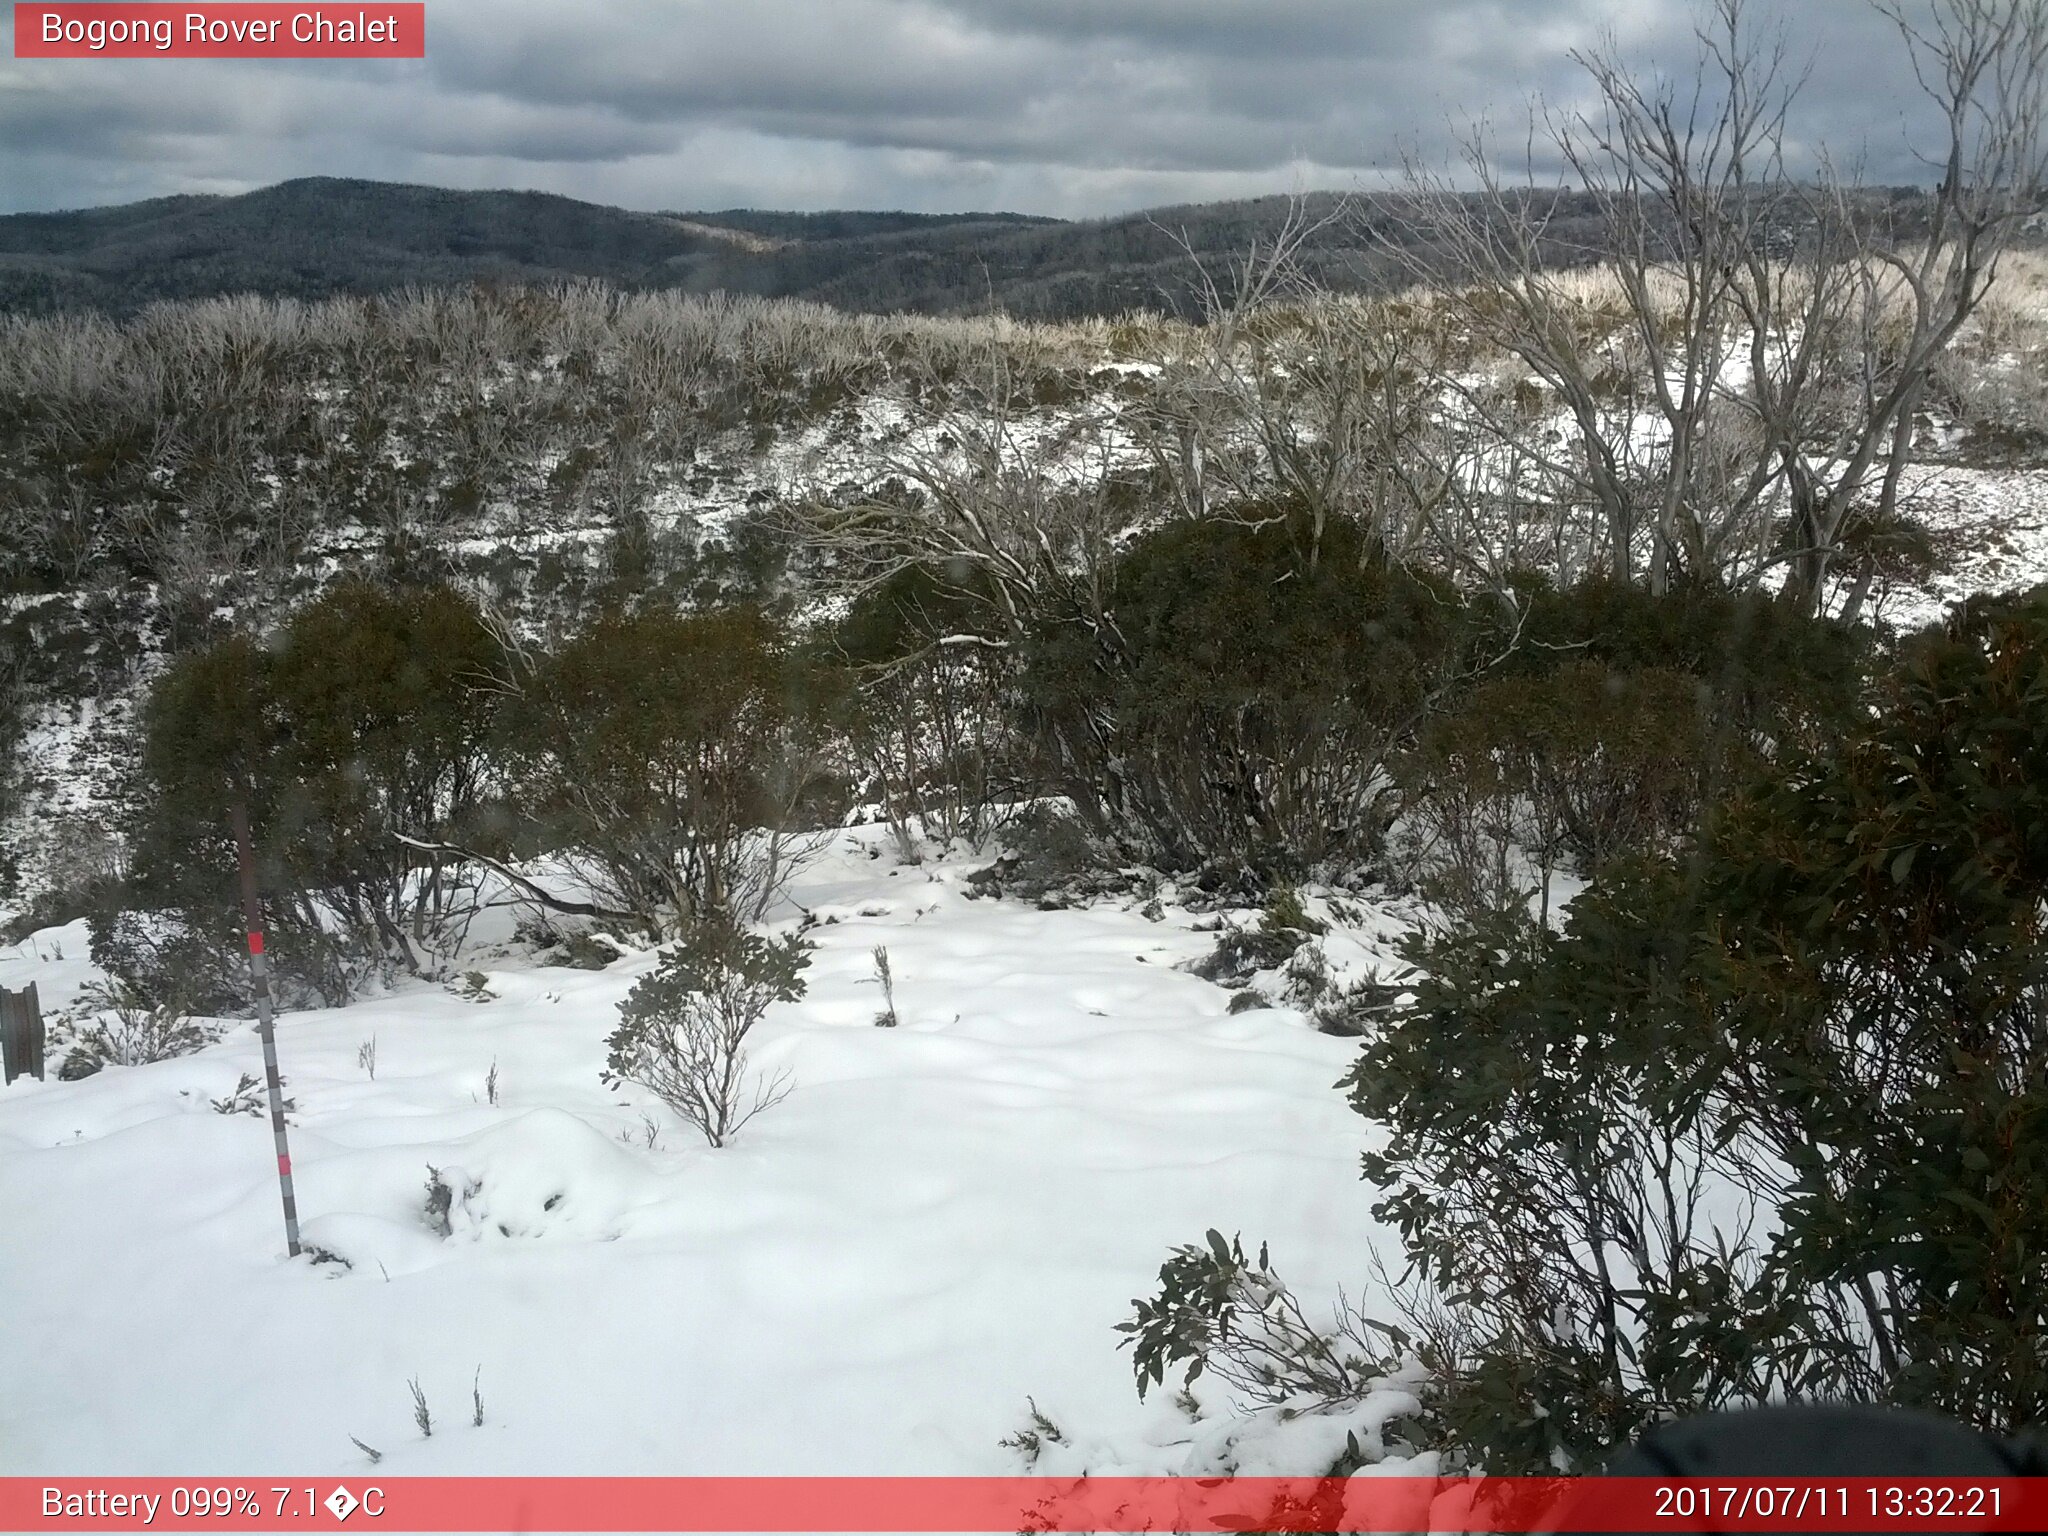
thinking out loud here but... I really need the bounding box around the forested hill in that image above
[0,175,1954,321]
[0,178,1464,319]
[0,178,1040,316]
[0,177,1363,318]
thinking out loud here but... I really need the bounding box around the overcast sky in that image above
[0,1,1946,219]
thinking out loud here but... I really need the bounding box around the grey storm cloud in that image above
[0,0,1945,217]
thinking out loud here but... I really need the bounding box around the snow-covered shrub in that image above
[418,1110,674,1243]
[512,912,562,950]
[602,920,811,1148]
[1188,889,1324,990]
[210,1071,293,1117]
[59,979,210,1076]
[962,804,1127,907]
[1302,974,1406,1039]
[538,931,628,970]
[452,971,496,1003]
[422,1165,457,1237]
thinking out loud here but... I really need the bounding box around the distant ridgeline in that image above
[0,176,1957,322]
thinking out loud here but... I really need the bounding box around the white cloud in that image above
[0,1,1939,218]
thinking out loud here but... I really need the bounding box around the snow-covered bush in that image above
[1188,889,1325,990]
[209,1071,294,1117]
[602,920,811,1148]
[59,979,210,1077]
[961,804,1128,908]
[1003,1232,1435,1529]
[539,931,628,970]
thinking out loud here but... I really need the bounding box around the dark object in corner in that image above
[1603,1404,2044,1477]
[1551,1404,2046,1536]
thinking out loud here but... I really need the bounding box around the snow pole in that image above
[231,799,303,1258]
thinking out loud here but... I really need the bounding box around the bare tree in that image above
[795,343,1127,642]
[1119,198,1474,575]
[1381,0,2048,613]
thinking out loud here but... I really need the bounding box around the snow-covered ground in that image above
[0,829,1401,1478]
[1874,464,2048,632]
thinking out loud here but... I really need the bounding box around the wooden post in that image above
[1,981,44,1084]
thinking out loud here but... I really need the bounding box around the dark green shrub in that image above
[1511,573,1868,760]
[1700,584,2048,1434]
[1393,576,1869,925]
[1120,1230,1389,1411]
[116,582,503,1003]
[266,581,504,949]
[0,647,25,867]
[112,629,295,1001]
[1345,584,2048,1471]
[1400,661,1712,920]
[1022,512,1478,879]
[500,606,837,933]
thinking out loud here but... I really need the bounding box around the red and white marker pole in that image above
[231,800,302,1259]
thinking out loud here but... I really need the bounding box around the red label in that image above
[0,1477,2042,1532]
[276,1154,291,1175]
[246,931,264,956]
[14,5,425,58]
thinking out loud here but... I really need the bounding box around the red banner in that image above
[4,1476,2044,1532]
[13,5,424,58]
